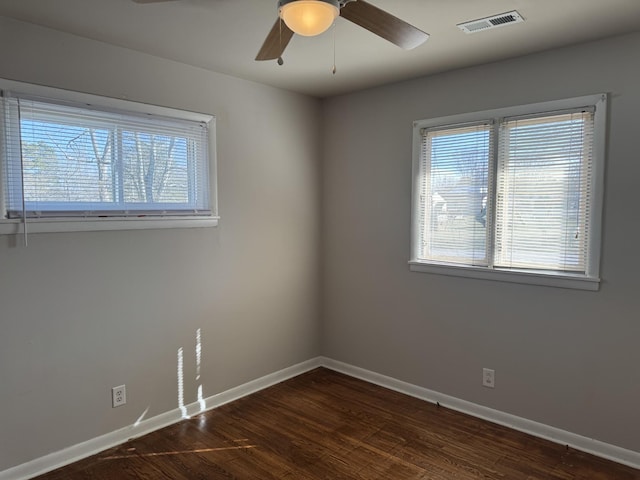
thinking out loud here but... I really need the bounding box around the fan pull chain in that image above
[277,17,284,65]
[332,22,337,75]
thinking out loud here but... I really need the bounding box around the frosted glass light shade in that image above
[279,0,340,37]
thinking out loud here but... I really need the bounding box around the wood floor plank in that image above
[32,368,640,480]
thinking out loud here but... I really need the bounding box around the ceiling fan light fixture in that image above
[278,0,340,37]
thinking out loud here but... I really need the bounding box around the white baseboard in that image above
[0,357,322,480]
[3,356,638,479]
[320,357,640,470]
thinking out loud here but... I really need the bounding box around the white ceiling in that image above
[1,0,640,98]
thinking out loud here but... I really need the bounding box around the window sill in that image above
[0,216,219,235]
[409,261,600,291]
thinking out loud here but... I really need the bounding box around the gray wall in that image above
[322,32,640,452]
[0,17,321,471]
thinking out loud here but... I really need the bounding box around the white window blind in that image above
[418,122,492,266]
[411,94,606,290]
[2,93,211,218]
[495,110,594,273]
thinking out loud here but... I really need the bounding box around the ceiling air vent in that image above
[458,11,524,34]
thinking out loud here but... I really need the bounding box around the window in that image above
[410,95,606,290]
[0,80,217,234]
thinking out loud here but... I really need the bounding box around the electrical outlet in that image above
[483,368,495,388]
[112,385,126,407]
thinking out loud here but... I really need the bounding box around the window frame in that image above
[410,94,607,291]
[0,79,219,235]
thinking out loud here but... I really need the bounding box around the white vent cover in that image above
[458,11,524,34]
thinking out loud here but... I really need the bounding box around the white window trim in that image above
[0,78,219,235]
[0,216,218,235]
[410,94,607,291]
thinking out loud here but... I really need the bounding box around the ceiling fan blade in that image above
[340,0,429,50]
[256,18,295,61]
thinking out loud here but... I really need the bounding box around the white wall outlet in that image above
[483,368,495,388]
[112,385,126,407]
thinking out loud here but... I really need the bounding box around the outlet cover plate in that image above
[112,385,127,407]
[483,368,495,388]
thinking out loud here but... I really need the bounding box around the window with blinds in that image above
[411,95,606,290]
[495,111,594,272]
[417,122,492,266]
[1,91,212,221]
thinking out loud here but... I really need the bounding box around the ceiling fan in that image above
[256,0,429,62]
[132,0,429,61]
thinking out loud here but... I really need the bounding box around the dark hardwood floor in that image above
[34,368,639,479]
